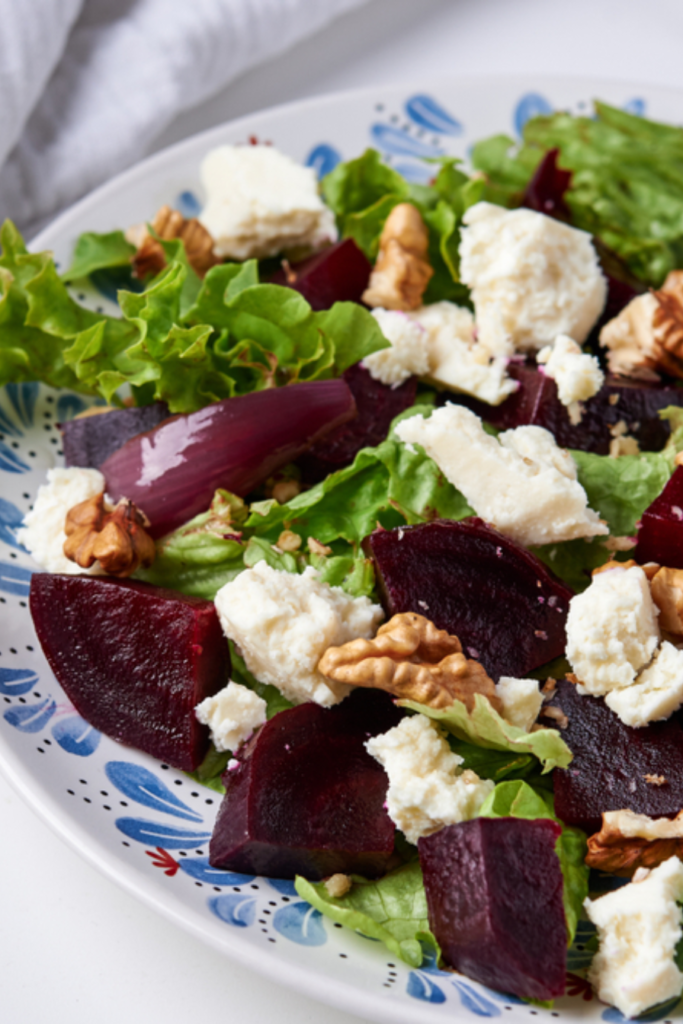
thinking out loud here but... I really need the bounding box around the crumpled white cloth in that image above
[0,0,370,233]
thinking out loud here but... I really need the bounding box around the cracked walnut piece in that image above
[586,809,683,877]
[600,270,683,380]
[127,205,220,279]
[317,611,502,713]
[64,493,156,578]
[361,203,434,311]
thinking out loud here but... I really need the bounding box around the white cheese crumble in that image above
[459,202,606,355]
[199,144,337,260]
[565,566,660,695]
[16,467,108,574]
[495,677,543,732]
[214,562,384,707]
[602,809,683,842]
[408,301,517,405]
[194,680,267,753]
[605,641,683,727]
[363,308,430,386]
[537,334,605,424]
[365,714,493,844]
[585,856,683,1019]
[395,404,608,548]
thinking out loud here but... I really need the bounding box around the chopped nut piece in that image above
[541,677,557,698]
[608,420,640,458]
[586,809,683,876]
[644,774,668,786]
[272,479,301,504]
[308,537,333,557]
[324,873,352,899]
[650,566,683,635]
[63,493,156,578]
[600,271,683,381]
[276,529,302,553]
[592,559,660,581]
[318,611,502,713]
[539,705,569,729]
[601,535,637,553]
[129,204,220,279]
[362,203,433,311]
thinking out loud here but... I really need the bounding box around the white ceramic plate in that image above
[3,75,683,1024]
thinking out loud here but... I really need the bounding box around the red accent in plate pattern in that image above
[146,847,179,876]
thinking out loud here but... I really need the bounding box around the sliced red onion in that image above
[101,380,356,538]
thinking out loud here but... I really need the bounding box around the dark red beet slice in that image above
[548,678,683,833]
[29,573,229,771]
[460,364,683,454]
[365,518,573,681]
[521,148,572,221]
[419,817,566,1001]
[269,238,372,310]
[635,465,683,568]
[209,689,400,880]
[61,402,170,470]
[101,379,356,538]
[297,362,418,483]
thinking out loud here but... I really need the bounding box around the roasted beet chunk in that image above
[298,362,418,482]
[419,817,566,1001]
[29,573,229,770]
[209,689,400,880]
[61,402,170,469]
[635,465,683,568]
[549,678,683,833]
[269,238,372,310]
[366,518,573,681]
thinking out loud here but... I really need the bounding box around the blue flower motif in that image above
[623,98,646,117]
[105,761,204,822]
[407,970,446,1003]
[178,857,254,887]
[405,94,463,136]
[5,383,38,429]
[305,144,342,180]
[51,716,101,757]
[0,498,27,549]
[4,697,57,733]
[114,817,211,849]
[0,667,38,696]
[452,980,501,1017]
[391,161,434,184]
[0,444,30,474]
[266,878,298,897]
[0,407,23,438]
[370,124,443,159]
[272,901,327,946]
[176,190,202,218]
[514,92,553,135]
[0,562,32,596]
[56,394,90,422]
[208,892,257,928]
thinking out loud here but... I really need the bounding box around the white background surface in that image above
[4,0,683,1021]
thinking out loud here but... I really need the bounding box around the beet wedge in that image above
[209,689,400,880]
[102,378,357,538]
[30,573,230,770]
[635,464,683,568]
[366,518,573,681]
[419,817,567,1001]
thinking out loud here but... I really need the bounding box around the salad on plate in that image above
[6,98,683,1018]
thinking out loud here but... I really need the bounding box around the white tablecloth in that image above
[4,0,683,1021]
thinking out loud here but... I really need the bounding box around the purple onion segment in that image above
[101,379,356,538]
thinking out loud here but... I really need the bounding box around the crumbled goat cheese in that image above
[602,809,683,842]
[565,566,660,695]
[459,202,606,355]
[194,681,267,753]
[214,562,383,707]
[605,641,683,727]
[585,856,683,1018]
[199,145,337,260]
[365,714,493,844]
[408,301,518,405]
[363,308,430,386]
[395,405,608,548]
[537,334,605,424]
[495,677,543,732]
[16,467,108,574]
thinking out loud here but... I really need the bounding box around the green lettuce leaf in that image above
[400,694,572,773]
[295,861,437,968]
[61,230,136,282]
[478,781,589,946]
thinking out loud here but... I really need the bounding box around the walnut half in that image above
[128,205,220,279]
[64,493,156,578]
[586,809,683,876]
[361,203,434,311]
[600,270,683,381]
[317,611,502,712]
